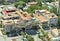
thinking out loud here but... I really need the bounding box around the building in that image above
[2,13,20,20]
[34,13,48,28]
[45,10,58,26]
[51,28,59,37]
[13,19,25,28]
[2,6,16,15]
[28,2,37,5]
[17,11,32,21]
[35,10,58,26]
[17,11,37,29]
[2,20,14,32]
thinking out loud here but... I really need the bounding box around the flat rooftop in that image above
[35,14,47,22]
[36,10,58,18]
[17,11,32,20]
[2,13,20,20]
[2,20,14,25]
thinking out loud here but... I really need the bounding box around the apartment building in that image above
[46,13,58,26]
[2,6,16,15]
[17,11,37,29]
[34,13,48,28]
[13,19,25,28]
[17,11,32,21]
[35,10,58,26]
[2,13,20,20]
[2,20,14,32]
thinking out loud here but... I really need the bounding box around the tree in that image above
[33,24,38,30]
[4,2,10,5]
[26,35,34,41]
[38,29,51,41]
[35,0,42,7]
[0,0,4,4]
[15,1,26,9]
[21,31,25,37]
[26,4,41,13]
[42,5,48,10]
[46,0,55,3]
[57,16,60,29]
[50,7,57,15]
[58,0,60,16]
[15,0,20,2]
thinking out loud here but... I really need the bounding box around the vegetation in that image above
[42,5,48,10]
[33,24,38,30]
[14,1,26,9]
[26,35,34,41]
[49,7,58,15]
[1,30,6,35]
[35,0,42,6]
[0,0,4,4]
[57,16,60,29]
[46,0,55,3]
[4,2,10,5]
[38,29,51,41]
[0,24,2,28]
[21,31,25,37]
[26,4,41,13]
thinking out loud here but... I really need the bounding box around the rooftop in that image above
[51,28,59,37]
[28,2,37,5]
[17,11,32,20]
[35,10,58,19]
[35,14,47,22]
[2,13,20,20]
[45,12,58,18]
[2,20,14,25]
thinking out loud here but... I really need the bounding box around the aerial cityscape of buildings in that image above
[0,0,60,41]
